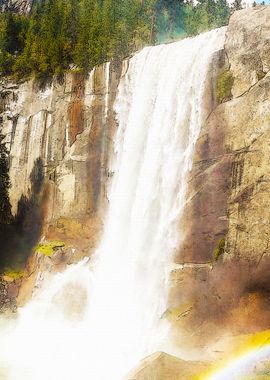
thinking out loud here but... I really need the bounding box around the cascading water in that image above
[0,28,225,380]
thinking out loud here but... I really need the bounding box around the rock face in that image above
[178,7,270,265]
[1,63,123,248]
[0,276,19,313]
[224,7,270,262]
[0,0,33,13]
[0,62,124,306]
[1,64,122,221]
[227,7,270,98]
[176,6,270,264]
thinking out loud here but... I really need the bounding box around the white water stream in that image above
[0,28,225,380]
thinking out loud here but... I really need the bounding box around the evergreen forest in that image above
[0,0,232,80]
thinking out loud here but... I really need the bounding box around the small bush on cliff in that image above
[216,70,234,103]
[213,238,225,261]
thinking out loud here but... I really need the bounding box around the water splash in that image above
[0,28,225,380]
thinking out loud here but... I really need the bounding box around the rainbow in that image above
[194,330,270,380]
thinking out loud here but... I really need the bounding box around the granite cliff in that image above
[0,61,125,305]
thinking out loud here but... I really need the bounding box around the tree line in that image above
[0,0,236,80]
[0,0,155,79]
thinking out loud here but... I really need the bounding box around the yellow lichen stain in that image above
[2,270,24,281]
[34,241,66,256]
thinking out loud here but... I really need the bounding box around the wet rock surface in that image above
[0,277,18,313]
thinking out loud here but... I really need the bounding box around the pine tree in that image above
[231,0,242,10]
[213,0,230,28]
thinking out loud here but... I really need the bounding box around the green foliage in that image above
[0,0,230,79]
[213,238,225,261]
[0,12,29,75]
[216,70,234,102]
[34,241,66,256]
[184,0,230,37]
[0,0,155,78]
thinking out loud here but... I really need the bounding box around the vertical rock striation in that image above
[0,63,123,261]
[224,7,270,262]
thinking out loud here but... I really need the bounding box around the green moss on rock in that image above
[257,70,266,81]
[216,70,234,103]
[213,238,225,261]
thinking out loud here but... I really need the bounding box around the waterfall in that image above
[0,28,225,380]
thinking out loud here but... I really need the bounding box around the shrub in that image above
[216,70,234,103]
